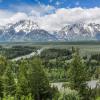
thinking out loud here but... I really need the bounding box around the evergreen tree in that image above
[28,58,51,100]
[2,63,16,96]
[0,77,3,98]
[0,56,7,76]
[68,49,88,100]
[16,58,51,100]
[16,60,30,97]
[0,56,8,98]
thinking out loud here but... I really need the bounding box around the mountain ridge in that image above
[0,20,100,42]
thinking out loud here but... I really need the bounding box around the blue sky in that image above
[0,0,100,10]
[0,0,100,31]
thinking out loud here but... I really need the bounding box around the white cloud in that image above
[0,4,55,25]
[9,12,28,23]
[0,10,14,25]
[10,4,55,16]
[30,4,56,16]
[0,11,28,25]
[0,6,100,31]
[0,10,13,18]
[38,7,100,31]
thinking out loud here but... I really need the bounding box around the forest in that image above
[0,45,99,100]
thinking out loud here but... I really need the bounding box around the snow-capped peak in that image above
[57,23,100,41]
[13,20,40,33]
[0,20,100,42]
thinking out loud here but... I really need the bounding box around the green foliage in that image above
[0,77,3,98]
[0,55,53,100]
[51,86,60,100]
[1,94,33,100]
[2,63,16,96]
[68,49,89,99]
[40,48,72,60]
[96,97,100,100]
[58,88,80,100]
[0,56,8,98]
[0,56,7,76]
[46,68,67,82]
[16,58,52,100]
[16,60,30,97]
[28,58,51,100]
[0,46,38,59]
[0,46,99,100]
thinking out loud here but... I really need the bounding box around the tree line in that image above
[0,48,99,100]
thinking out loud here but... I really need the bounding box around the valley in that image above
[0,42,99,100]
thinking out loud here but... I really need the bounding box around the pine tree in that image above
[2,63,16,96]
[0,77,3,98]
[0,56,9,98]
[16,60,30,98]
[68,49,88,99]
[0,56,7,76]
[16,58,51,100]
[28,58,51,100]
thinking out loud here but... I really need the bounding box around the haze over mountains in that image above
[0,20,100,42]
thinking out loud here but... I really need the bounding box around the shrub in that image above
[58,88,80,100]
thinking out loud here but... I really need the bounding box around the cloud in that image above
[0,10,13,18]
[30,4,56,16]
[0,4,55,25]
[9,12,28,23]
[0,10,28,25]
[10,4,56,16]
[0,6,100,32]
[0,9,14,25]
[37,7,100,31]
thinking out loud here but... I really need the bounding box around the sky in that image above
[0,0,100,31]
[0,0,100,9]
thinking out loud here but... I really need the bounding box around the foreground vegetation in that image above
[0,46,39,59]
[0,45,99,100]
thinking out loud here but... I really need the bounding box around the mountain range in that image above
[0,20,100,42]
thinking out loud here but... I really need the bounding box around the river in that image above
[11,48,44,61]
